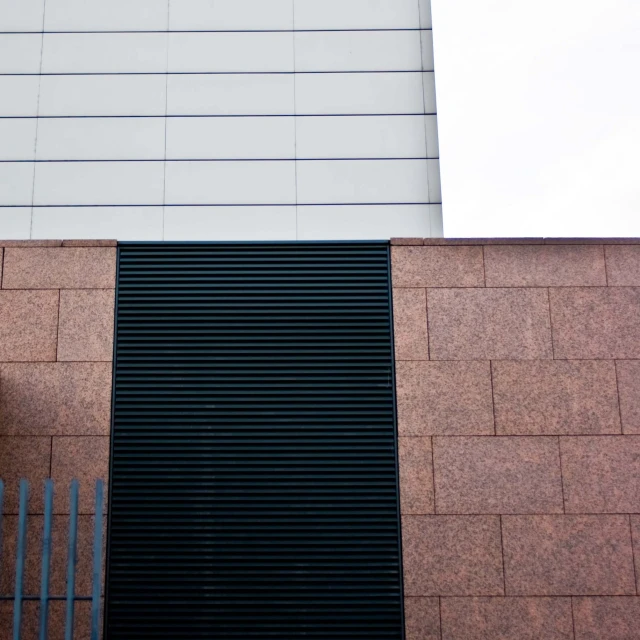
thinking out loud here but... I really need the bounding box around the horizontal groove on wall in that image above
[107,243,403,639]
[0,203,442,208]
[0,28,433,35]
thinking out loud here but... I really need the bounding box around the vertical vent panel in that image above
[106,242,403,639]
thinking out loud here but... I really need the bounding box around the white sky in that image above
[431,0,640,238]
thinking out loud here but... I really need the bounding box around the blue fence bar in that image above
[65,480,79,640]
[39,480,54,640]
[13,480,29,640]
[91,480,104,640]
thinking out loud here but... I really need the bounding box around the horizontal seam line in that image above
[0,158,440,163]
[0,202,443,208]
[0,113,438,118]
[0,70,434,75]
[0,28,434,34]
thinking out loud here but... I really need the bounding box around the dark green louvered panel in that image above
[106,242,404,639]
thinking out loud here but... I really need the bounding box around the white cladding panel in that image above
[0,0,442,240]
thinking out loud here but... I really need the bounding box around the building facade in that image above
[0,0,441,241]
[2,2,640,640]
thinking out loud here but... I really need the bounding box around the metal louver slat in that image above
[105,242,403,639]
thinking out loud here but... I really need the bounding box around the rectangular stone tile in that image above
[402,515,504,596]
[51,436,109,514]
[434,437,563,514]
[0,515,43,596]
[0,363,112,435]
[405,597,441,640]
[4,607,97,640]
[62,239,116,246]
[617,361,640,434]
[50,516,105,596]
[440,597,574,640]
[0,601,94,640]
[0,437,51,513]
[0,248,3,285]
[57,289,115,362]
[393,288,429,360]
[503,515,636,595]
[0,515,103,598]
[631,517,640,593]
[397,361,494,435]
[605,245,640,286]
[493,361,621,435]
[573,597,640,640]
[0,240,62,247]
[561,436,640,513]
[391,246,485,287]
[545,238,640,245]
[428,289,553,360]
[0,290,58,361]
[2,247,116,289]
[550,287,640,359]
[399,437,434,514]
[484,245,606,287]
[423,238,545,246]
[391,237,423,246]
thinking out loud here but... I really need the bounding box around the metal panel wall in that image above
[106,242,403,639]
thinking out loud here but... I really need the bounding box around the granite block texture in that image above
[0,601,95,640]
[50,437,110,514]
[631,516,640,594]
[391,238,424,246]
[492,360,621,435]
[605,245,640,286]
[502,515,636,595]
[617,360,640,434]
[561,436,640,513]
[550,287,640,359]
[397,361,494,435]
[0,363,112,435]
[402,515,504,596]
[573,597,640,640]
[57,289,115,362]
[440,597,574,640]
[428,288,553,360]
[392,288,429,360]
[0,240,63,248]
[0,436,51,514]
[0,515,43,596]
[399,437,434,514]
[433,436,564,514]
[484,245,606,287]
[2,247,116,289]
[0,515,103,598]
[404,597,441,640]
[391,246,485,288]
[0,290,59,361]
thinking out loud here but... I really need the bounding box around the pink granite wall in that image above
[3,238,640,639]
[392,238,640,640]
[0,240,115,638]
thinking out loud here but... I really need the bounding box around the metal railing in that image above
[0,479,104,640]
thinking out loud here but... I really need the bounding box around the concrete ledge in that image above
[392,238,640,245]
[0,240,117,247]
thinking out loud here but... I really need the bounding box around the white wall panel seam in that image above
[29,5,45,238]
[163,1,170,240]
[417,0,432,216]
[292,0,298,240]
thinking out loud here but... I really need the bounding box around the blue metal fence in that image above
[0,479,104,640]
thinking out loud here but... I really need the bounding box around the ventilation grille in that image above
[106,242,403,639]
